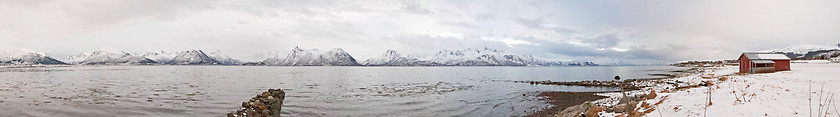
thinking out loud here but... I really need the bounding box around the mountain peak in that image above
[330,48,346,52]
[262,47,360,66]
[186,49,204,53]
[13,48,44,56]
[95,46,128,55]
[293,46,304,52]
[0,49,66,65]
[169,49,220,65]
[71,48,155,65]
[384,49,399,56]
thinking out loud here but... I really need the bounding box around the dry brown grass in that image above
[643,108,656,114]
[647,90,658,99]
[702,81,715,86]
[655,97,666,105]
[718,77,729,81]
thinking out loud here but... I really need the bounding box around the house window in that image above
[755,63,771,67]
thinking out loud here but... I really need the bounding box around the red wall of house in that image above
[739,55,750,73]
[773,60,790,71]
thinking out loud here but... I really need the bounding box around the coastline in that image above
[525,92,610,117]
[527,63,840,117]
[642,63,840,116]
[522,66,710,117]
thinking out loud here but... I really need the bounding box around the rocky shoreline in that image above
[525,92,609,117]
[227,89,286,117]
[522,67,708,117]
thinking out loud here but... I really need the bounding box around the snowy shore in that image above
[639,63,840,117]
[576,63,840,117]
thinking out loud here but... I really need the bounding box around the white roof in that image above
[743,53,790,60]
[755,54,790,60]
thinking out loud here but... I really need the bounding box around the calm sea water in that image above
[0,66,684,117]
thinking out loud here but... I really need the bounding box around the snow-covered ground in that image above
[632,63,840,117]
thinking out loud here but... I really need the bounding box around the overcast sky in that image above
[1,0,839,64]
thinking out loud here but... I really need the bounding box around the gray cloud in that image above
[584,34,620,49]
[513,17,577,33]
[2,0,839,64]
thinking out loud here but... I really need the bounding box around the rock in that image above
[612,101,639,113]
[262,92,270,97]
[242,102,250,107]
[584,105,605,117]
[556,102,592,117]
[227,88,286,117]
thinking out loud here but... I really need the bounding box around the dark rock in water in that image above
[228,89,285,117]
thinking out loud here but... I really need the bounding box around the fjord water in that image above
[0,66,683,116]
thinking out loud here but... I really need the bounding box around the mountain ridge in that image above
[766,43,840,59]
[64,48,156,65]
[363,48,601,66]
[0,49,66,65]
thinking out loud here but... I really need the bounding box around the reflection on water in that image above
[0,66,683,116]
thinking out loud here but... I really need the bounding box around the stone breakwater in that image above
[515,67,704,90]
[515,79,653,91]
[227,89,286,117]
[521,67,711,117]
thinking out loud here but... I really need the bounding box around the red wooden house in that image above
[738,52,791,73]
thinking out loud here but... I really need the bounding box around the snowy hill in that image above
[262,47,361,66]
[767,43,840,59]
[66,48,156,65]
[363,50,438,66]
[141,50,242,65]
[141,51,178,64]
[425,48,537,66]
[0,49,66,65]
[363,48,600,66]
[207,51,244,65]
[169,50,221,65]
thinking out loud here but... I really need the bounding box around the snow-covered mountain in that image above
[363,50,438,66]
[141,50,242,65]
[169,50,222,65]
[262,47,361,66]
[767,43,840,59]
[207,51,244,65]
[66,48,156,65]
[141,51,178,64]
[363,48,600,66]
[426,48,538,66]
[0,49,66,65]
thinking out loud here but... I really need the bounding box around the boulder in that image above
[227,89,285,117]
